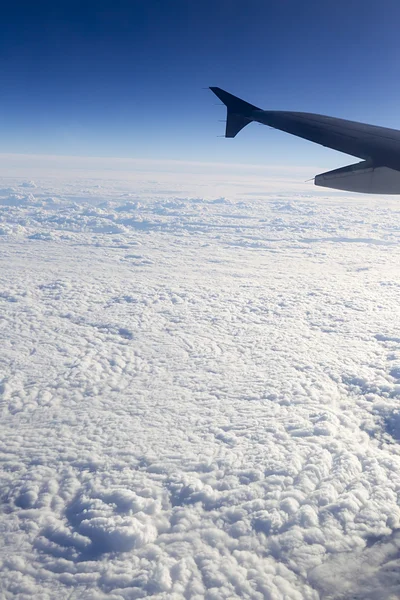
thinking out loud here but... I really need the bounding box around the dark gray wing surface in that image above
[210,86,400,193]
[253,110,400,167]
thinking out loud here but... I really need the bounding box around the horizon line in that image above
[0,152,337,174]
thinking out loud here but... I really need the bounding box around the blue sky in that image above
[1,0,400,167]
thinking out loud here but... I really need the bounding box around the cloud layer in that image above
[1,177,400,599]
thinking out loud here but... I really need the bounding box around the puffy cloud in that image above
[1,176,400,598]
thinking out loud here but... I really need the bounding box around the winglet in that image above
[210,87,259,138]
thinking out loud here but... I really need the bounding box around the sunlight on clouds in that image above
[1,174,400,598]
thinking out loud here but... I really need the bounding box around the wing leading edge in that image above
[210,86,400,194]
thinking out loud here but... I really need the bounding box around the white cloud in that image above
[0,152,362,201]
[1,175,400,598]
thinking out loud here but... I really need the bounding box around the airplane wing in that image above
[210,86,400,194]
[315,161,400,194]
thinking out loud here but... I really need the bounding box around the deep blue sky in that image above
[1,0,400,166]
